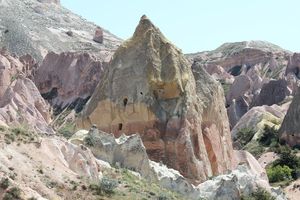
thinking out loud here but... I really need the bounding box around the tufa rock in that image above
[34,51,108,113]
[286,53,300,78]
[78,16,234,184]
[93,27,104,43]
[252,79,290,107]
[279,87,300,147]
[0,51,53,134]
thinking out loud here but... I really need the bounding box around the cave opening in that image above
[118,123,123,130]
[123,98,128,107]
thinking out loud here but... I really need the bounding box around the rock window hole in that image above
[118,123,123,131]
[123,98,128,107]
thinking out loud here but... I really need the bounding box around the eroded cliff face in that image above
[279,87,300,147]
[78,15,234,184]
[0,50,53,133]
[34,52,109,112]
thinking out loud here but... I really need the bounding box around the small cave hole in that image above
[123,98,128,107]
[4,30,9,34]
[140,92,143,95]
[118,123,123,131]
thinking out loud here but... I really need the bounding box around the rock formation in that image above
[34,52,108,112]
[78,15,234,184]
[279,87,300,147]
[187,41,292,128]
[286,53,300,78]
[93,27,104,44]
[232,104,289,150]
[37,0,60,4]
[0,0,121,61]
[187,41,291,75]
[0,51,53,133]
[0,136,101,199]
[70,127,279,200]
[252,79,290,107]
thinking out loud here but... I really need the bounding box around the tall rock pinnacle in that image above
[78,16,234,183]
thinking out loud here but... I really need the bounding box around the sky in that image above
[61,0,300,54]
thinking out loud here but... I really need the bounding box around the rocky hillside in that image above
[0,1,298,199]
[188,41,296,129]
[0,0,122,62]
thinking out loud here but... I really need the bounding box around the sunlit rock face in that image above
[78,15,234,184]
[0,50,53,133]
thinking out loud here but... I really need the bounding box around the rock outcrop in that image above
[196,165,285,200]
[70,127,157,181]
[0,51,53,133]
[37,0,60,4]
[93,27,104,44]
[188,41,292,128]
[232,104,289,151]
[252,79,290,107]
[34,52,108,112]
[0,75,54,134]
[286,53,300,78]
[0,0,121,61]
[78,15,234,184]
[0,136,101,199]
[279,87,300,147]
[188,41,290,76]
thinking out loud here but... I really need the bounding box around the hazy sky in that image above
[61,0,300,53]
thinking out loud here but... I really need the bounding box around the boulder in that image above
[93,27,104,43]
[78,15,234,184]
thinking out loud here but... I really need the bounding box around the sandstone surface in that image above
[78,15,234,184]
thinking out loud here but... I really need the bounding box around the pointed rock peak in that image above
[132,15,163,39]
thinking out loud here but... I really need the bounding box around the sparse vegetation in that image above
[84,134,95,146]
[3,125,38,144]
[241,187,275,200]
[219,79,232,95]
[3,187,22,200]
[57,122,75,139]
[236,127,256,146]
[0,178,10,189]
[89,177,118,196]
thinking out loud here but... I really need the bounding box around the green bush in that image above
[267,165,292,183]
[244,140,264,158]
[236,127,256,146]
[3,187,21,200]
[99,177,118,195]
[89,177,118,196]
[0,178,10,189]
[84,135,95,147]
[58,123,75,139]
[241,187,275,200]
[274,146,300,179]
[259,126,279,147]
